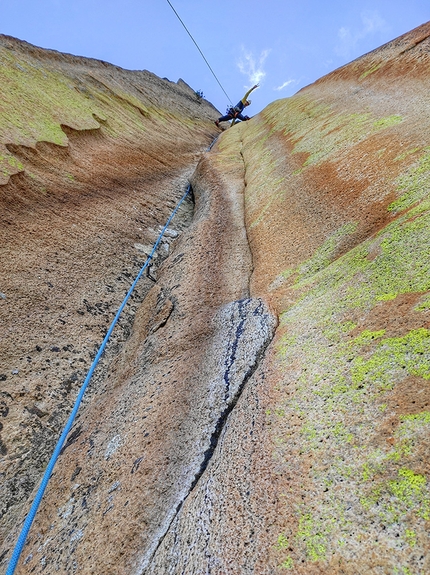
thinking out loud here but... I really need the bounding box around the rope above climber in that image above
[215,84,259,127]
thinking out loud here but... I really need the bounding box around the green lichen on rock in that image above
[275,533,289,550]
[360,62,384,79]
[0,49,104,148]
[296,222,358,281]
[373,115,403,129]
[361,465,430,525]
[0,42,200,183]
[414,293,430,311]
[238,94,406,232]
[389,147,430,213]
[291,110,403,168]
[269,175,430,569]
[274,310,430,567]
[296,512,332,562]
[258,96,403,169]
[279,556,294,569]
[0,150,25,183]
[389,468,429,517]
[351,329,430,391]
[352,329,386,345]
[225,25,430,574]
[290,202,430,311]
[405,528,417,548]
[400,411,430,425]
[4,155,24,171]
[268,222,359,290]
[394,147,421,162]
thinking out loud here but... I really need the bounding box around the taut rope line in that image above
[165,0,233,105]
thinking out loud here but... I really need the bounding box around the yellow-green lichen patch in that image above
[292,203,430,311]
[279,556,294,569]
[404,528,417,548]
[260,96,331,140]
[301,420,354,450]
[390,411,430,467]
[292,111,384,167]
[376,292,398,301]
[268,221,358,292]
[276,334,298,358]
[400,411,430,425]
[357,463,430,531]
[394,568,415,575]
[270,188,430,570]
[0,45,203,183]
[0,149,25,183]
[373,115,403,130]
[394,147,421,163]
[296,223,358,282]
[274,316,430,567]
[352,329,386,346]
[357,405,430,484]
[268,268,297,292]
[360,62,384,79]
[239,97,405,237]
[275,533,289,550]
[0,49,104,147]
[360,463,428,511]
[351,329,430,392]
[4,154,24,171]
[258,95,404,169]
[414,293,430,311]
[296,512,334,562]
[241,100,410,289]
[389,147,430,213]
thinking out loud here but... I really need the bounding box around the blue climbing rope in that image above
[5,184,192,575]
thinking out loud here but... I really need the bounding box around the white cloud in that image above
[274,79,298,91]
[335,10,389,58]
[237,47,270,86]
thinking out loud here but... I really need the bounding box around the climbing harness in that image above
[5,184,192,575]
[165,0,233,105]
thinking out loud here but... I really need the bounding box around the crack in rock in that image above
[138,297,277,574]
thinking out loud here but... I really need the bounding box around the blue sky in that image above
[1,1,429,114]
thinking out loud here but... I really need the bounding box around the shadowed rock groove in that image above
[144,297,277,574]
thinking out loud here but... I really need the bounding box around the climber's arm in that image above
[240,84,259,104]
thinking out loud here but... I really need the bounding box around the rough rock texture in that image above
[2,147,276,572]
[2,20,430,575]
[0,34,219,562]
[147,22,430,574]
[0,38,278,572]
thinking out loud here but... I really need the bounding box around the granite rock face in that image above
[146,22,430,575]
[0,33,219,564]
[2,21,430,575]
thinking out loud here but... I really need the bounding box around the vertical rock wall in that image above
[0,34,222,570]
[145,21,430,575]
[1,89,278,572]
[2,21,430,575]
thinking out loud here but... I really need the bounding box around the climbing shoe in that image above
[215,120,220,127]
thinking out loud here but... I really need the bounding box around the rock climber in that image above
[215,84,259,126]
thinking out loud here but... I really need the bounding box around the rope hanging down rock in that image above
[5,184,192,575]
[165,0,233,105]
